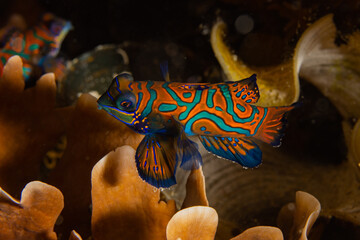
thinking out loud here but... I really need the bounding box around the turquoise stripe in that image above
[1,49,30,60]
[183,92,192,98]
[254,107,267,134]
[163,82,202,121]
[219,84,258,123]
[207,89,216,108]
[1,56,6,65]
[236,103,245,112]
[32,29,54,44]
[29,44,39,51]
[184,111,250,136]
[136,92,143,111]
[142,81,156,117]
[159,103,177,112]
[178,90,202,120]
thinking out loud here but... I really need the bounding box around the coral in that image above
[0,54,143,237]
[296,14,360,120]
[231,226,283,240]
[182,167,208,208]
[277,191,321,240]
[210,20,300,107]
[91,146,176,240]
[0,181,63,240]
[166,206,218,240]
[46,93,143,236]
[0,56,72,197]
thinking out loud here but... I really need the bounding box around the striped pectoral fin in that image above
[254,103,298,147]
[177,129,203,170]
[135,134,178,188]
[199,135,262,168]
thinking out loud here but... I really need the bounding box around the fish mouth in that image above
[97,95,134,125]
[97,93,111,108]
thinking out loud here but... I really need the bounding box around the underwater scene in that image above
[0,0,360,239]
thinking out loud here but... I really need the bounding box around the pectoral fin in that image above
[199,135,262,168]
[135,134,178,188]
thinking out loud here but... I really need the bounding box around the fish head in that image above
[97,72,138,126]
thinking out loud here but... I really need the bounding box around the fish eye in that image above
[120,100,132,108]
[116,91,136,112]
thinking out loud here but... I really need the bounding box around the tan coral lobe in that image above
[277,191,321,240]
[0,181,64,240]
[166,206,218,240]
[182,166,209,208]
[91,145,176,240]
[231,226,284,240]
[0,56,72,196]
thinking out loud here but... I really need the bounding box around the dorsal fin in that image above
[179,84,209,90]
[228,74,260,104]
[160,61,170,82]
[116,71,134,81]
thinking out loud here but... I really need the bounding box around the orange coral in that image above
[0,56,72,196]
[91,145,176,240]
[182,167,209,208]
[166,206,218,240]
[0,181,63,240]
[231,226,284,240]
[277,191,321,240]
[47,93,143,237]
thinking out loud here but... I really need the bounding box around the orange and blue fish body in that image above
[0,13,72,84]
[98,71,295,188]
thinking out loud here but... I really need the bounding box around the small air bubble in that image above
[235,14,254,35]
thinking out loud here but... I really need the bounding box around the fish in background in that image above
[0,13,72,87]
[98,65,296,188]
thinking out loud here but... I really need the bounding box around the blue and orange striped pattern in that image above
[0,13,72,81]
[98,73,295,188]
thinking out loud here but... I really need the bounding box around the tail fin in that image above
[254,103,298,147]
